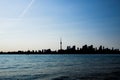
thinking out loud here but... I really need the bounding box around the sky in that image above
[0,0,120,51]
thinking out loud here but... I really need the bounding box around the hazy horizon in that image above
[0,0,120,51]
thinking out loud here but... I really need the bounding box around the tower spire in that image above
[60,38,62,50]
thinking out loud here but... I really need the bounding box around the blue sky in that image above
[0,0,120,51]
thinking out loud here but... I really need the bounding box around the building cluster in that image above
[0,44,119,54]
[58,45,120,54]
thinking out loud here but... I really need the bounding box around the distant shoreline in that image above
[0,45,120,54]
[0,53,120,55]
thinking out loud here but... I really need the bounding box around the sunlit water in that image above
[0,54,120,80]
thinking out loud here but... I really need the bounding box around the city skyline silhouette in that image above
[0,43,119,54]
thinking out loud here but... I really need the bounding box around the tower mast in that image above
[60,38,62,50]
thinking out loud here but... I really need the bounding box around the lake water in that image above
[0,54,120,80]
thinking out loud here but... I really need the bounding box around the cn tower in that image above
[60,38,62,50]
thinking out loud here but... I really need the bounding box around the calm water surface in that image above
[0,54,120,80]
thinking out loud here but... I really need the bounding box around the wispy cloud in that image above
[19,0,35,18]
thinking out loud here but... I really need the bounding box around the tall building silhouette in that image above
[60,38,62,50]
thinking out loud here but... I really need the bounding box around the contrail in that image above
[19,0,35,18]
